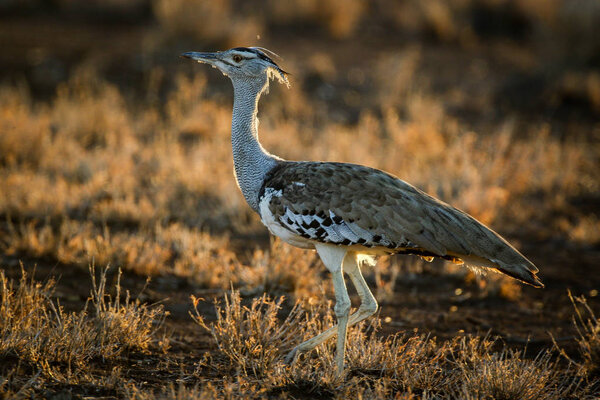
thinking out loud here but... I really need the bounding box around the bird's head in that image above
[181,47,289,88]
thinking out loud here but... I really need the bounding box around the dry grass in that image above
[124,383,221,400]
[554,292,600,381]
[241,239,325,299]
[0,266,168,397]
[186,290,597,399]
[191,290,306,377]
[454,348,575,400]
[575,301,600,380]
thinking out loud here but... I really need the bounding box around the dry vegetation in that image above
[0,266,167,398]
[184,291,599,399]
[0,0,599,398]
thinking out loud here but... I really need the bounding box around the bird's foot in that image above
[284,346,301,365]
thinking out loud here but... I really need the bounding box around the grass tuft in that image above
[191,290,305,377]
[556,292,600,381]
[455,348,574,400]
[572,294,600,379]
[0,265,168,371]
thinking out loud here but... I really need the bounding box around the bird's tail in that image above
[458,253,544,288]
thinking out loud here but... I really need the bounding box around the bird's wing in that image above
[260,161,542,287]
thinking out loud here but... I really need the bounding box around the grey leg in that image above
[284,249,378,376]
[284,244,350,375]
[344,254,378,325]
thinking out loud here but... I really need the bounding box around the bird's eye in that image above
[233,55,242,63]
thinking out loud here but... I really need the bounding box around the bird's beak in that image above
[181,51,219,65]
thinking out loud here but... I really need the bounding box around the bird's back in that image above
[259,161,543,287]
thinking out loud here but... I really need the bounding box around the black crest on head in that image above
[232,47,275,64]
[231,46,289,85]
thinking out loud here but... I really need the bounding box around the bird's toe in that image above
[284,347,300,364]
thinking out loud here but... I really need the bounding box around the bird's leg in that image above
[292,255,378,342]
[331,264,351,375]
[284,253,379,370]
[344,255,378,325]
[284,244,350,376]
[284,254,378,351]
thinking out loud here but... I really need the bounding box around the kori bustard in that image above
[182,47,543,375]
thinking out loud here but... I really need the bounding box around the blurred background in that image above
[0,0,599,355]
[2,0,600,122]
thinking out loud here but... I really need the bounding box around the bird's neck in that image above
[231,78,279,211]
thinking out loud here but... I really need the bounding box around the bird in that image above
[181,47,543,376]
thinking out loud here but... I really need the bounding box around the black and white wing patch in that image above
[259,187,417,250]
